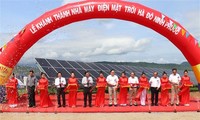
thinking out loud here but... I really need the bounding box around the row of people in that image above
[5,68,193,108]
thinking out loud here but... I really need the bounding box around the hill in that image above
[96,61,192,71]
[13,65,40,77]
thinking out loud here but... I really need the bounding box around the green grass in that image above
[190,85,199,92]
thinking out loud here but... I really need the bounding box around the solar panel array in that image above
[35,58,197,85]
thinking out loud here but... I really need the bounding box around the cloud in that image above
[79,37,151,57]
[97,19,115,29]
[156,58,169,63]
[44,51,59,58]
[18,33,151,65]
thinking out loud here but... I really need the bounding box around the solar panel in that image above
[93,69,109,77]
[46,59,62,68]
[87,70,99,79]
[102,70,110,76]
[57,60,73,68]
[42,67,57,78]
[95,63,110,70]
[147,67,155,73]
[115,71,122,77]
[78,62,92,70]
[112,65,123,72]
[140,67,150,73]
[65,68,84,79]
[87,63,101,70]
[128,66,142,73]
[35,58,198,85]
[35,58,50,67]
[68,61,83,69]
[119,65,132,73]
[105,64,115,70]
[54,68,70,78]
[152,68,162,73]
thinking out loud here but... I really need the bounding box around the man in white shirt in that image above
[106,69,119,106]
[128,72,139,106]
[55,72,66,107]
[82,71,93,107]
[149,72,161,106]
[169,68,181,106]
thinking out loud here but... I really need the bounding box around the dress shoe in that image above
[28,105,33,108]
[134,103,138,106]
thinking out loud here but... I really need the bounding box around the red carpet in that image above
[1,93,200,113]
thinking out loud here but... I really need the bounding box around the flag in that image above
[186,32,190,38]
[195,39,198,45]
[181,29,186,36]
[0,47,2,54]
[0,44,7,54]
[173,23,177,29]
[19,27,26,35]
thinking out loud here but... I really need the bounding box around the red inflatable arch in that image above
[0,0,200,85]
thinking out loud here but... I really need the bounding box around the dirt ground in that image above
[190,92,200,98]
[0,112,200,120]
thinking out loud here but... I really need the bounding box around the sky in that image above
[0,0,200,65]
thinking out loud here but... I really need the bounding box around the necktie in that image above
[87,78,89,87]
[59,78,61,88]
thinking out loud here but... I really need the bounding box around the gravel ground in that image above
[0,112,200,120]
